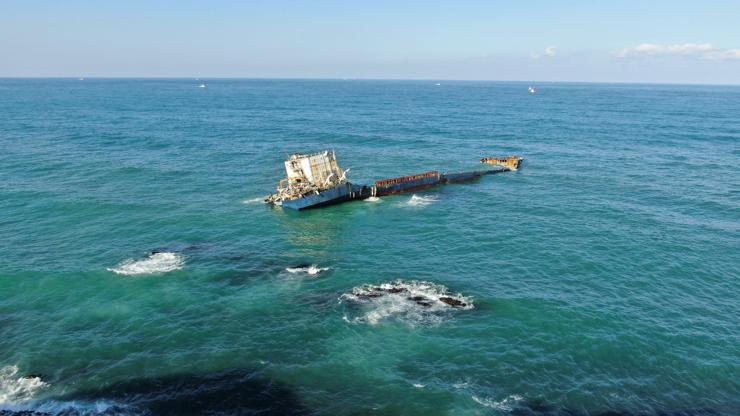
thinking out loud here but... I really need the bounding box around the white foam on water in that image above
[0,365,47,405]
[471,394,524,412]
[401,194,438,207]
[413,383,425,388]
[241,197,266,205]
[285,264,329,276]
[108,252,185,276]
[33,400,144,416]
[364,196,382,203]
[0,366,143,415]
[339,280,473,326]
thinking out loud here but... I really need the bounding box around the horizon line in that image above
[1,76,739,87]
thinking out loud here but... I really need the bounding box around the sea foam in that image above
[339,280,473,326]
[1,365,147,415]
[0,365,47,405]
[241,197,266,205]
[285,264,329,276]
[471,394,524,412]
[108,252,184,276]
[401,194,438,207]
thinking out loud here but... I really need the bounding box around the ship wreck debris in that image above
[265,150,523,210]
[480,155,525,170]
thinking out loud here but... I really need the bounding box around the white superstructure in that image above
[266,150,350,204]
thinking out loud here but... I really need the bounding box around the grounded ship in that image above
[266,151,523,210]
[264,151,368,210]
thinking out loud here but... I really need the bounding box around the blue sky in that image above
[2,0,740,83]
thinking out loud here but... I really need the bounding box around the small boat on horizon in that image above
[528,86,536,94]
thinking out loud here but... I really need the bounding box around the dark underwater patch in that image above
[2,369,311,416]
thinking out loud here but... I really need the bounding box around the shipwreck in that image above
[265,150,523,210]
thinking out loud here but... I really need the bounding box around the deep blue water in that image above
[0,79,738,415]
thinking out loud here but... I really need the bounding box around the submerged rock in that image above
[439,296,467,307]
[339,279,474,326]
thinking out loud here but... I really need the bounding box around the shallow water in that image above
[1,79,739,415]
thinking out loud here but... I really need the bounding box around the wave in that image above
[338,280,473,326]
[400,194,438,207]
[0,366,47,405]
[108,252,185,276]
[19,400,143,416]
[285,264,329,276]
[364,196,382,203]
[241,197,266,205]
[471,394,524,412]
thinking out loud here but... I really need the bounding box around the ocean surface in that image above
[0,79,738,416]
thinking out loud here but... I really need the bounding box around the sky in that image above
[2,0,740,84]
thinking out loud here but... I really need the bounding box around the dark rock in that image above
[386,287,407,294]
[408,296,427,302]
[21,373,44,381]
[439,296,466,307]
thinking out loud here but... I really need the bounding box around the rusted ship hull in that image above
[441,170,498,183]
[374,171,441,196]
[278,169,507,210]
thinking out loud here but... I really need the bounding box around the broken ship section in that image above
[264,150,369,210]
[266,151,523,210]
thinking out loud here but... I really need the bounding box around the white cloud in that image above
[613,43,740,60]
[531,46,557,59]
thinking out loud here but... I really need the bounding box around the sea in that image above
[0,79,738,415]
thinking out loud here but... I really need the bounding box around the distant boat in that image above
[78,77,85,81]
[528,86,536,94]
[198,84,206,88]
[435,83,441,86]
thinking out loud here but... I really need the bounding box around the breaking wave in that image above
[401,194,437,207]
[471,394,524,412]
[10,400,143,416]
[285,264,329,276]
[108,252,185,276]
[339,280,473,326]
[364,196,382,203]
[0,365,47,405]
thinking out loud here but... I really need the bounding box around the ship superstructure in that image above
[265,151,367,209]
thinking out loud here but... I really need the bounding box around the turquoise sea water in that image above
[0,79,738,415]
